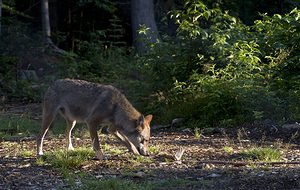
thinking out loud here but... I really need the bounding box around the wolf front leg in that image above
[88,122,105,160]
[65,120,76,151]
[108,128,140,155]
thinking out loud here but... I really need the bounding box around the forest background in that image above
[1,0,300,129]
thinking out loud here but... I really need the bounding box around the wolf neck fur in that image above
[113,93,141,132]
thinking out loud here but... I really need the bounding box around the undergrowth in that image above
[38,148,95,170]
[0,116,40,138]
[239,147,283,162]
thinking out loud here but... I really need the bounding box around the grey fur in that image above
[36,79,153,159]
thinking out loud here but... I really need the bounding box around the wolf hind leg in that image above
[36,101,58,156]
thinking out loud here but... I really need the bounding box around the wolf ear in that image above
[137,115,153,128]
[144,114,153,125]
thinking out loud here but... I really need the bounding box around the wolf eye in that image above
[141,137,150,144]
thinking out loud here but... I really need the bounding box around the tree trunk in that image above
[131,0,159,53]
[0,0,2,38]
[41,0,65,53]
[41,0,51,44]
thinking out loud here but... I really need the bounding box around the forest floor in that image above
[0,104,300,189]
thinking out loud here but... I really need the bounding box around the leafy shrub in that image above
[0,21,46,102]
[138,2,300,127]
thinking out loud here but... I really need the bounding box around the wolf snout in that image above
[138,147,149,156]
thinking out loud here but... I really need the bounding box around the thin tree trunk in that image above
[0,0,2,38]
[41,0,65,53]
[131,0,159,53]
[41,0,51,44]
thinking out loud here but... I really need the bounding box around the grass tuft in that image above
[20,150,35,157]
[41,147,94,169]
[149,145,160,155]
[129,155,153,165]
[240,147,282,162]
[223,146,234,154]
[102,143,125,155]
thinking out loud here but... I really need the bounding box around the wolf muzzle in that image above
[137,146,149,156]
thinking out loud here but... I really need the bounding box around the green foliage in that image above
[101,143,125,155]
[55,14,130,83]
[194,127,202,139]
[2,3,33,19]
[20,150,35,157]
[240,147,282,162]
[41,148,94,170]
[0,116,40,138]
[0,56,18,97]
[252,9,300,101]
[3,0,300,129]
[129,155,153,165]
[138,2,300,127]
[0,21,46,102]
[148,145,161,155]
[223,146,234,154]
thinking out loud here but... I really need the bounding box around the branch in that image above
[2,4,33,19]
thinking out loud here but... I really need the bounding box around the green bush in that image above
[137,2,300,127]
[0,21,46,102]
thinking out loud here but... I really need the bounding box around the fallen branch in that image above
[197,160,300,167]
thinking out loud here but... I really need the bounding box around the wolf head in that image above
[126,114,153,156]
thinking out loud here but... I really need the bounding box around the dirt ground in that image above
[1,104,300,190]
